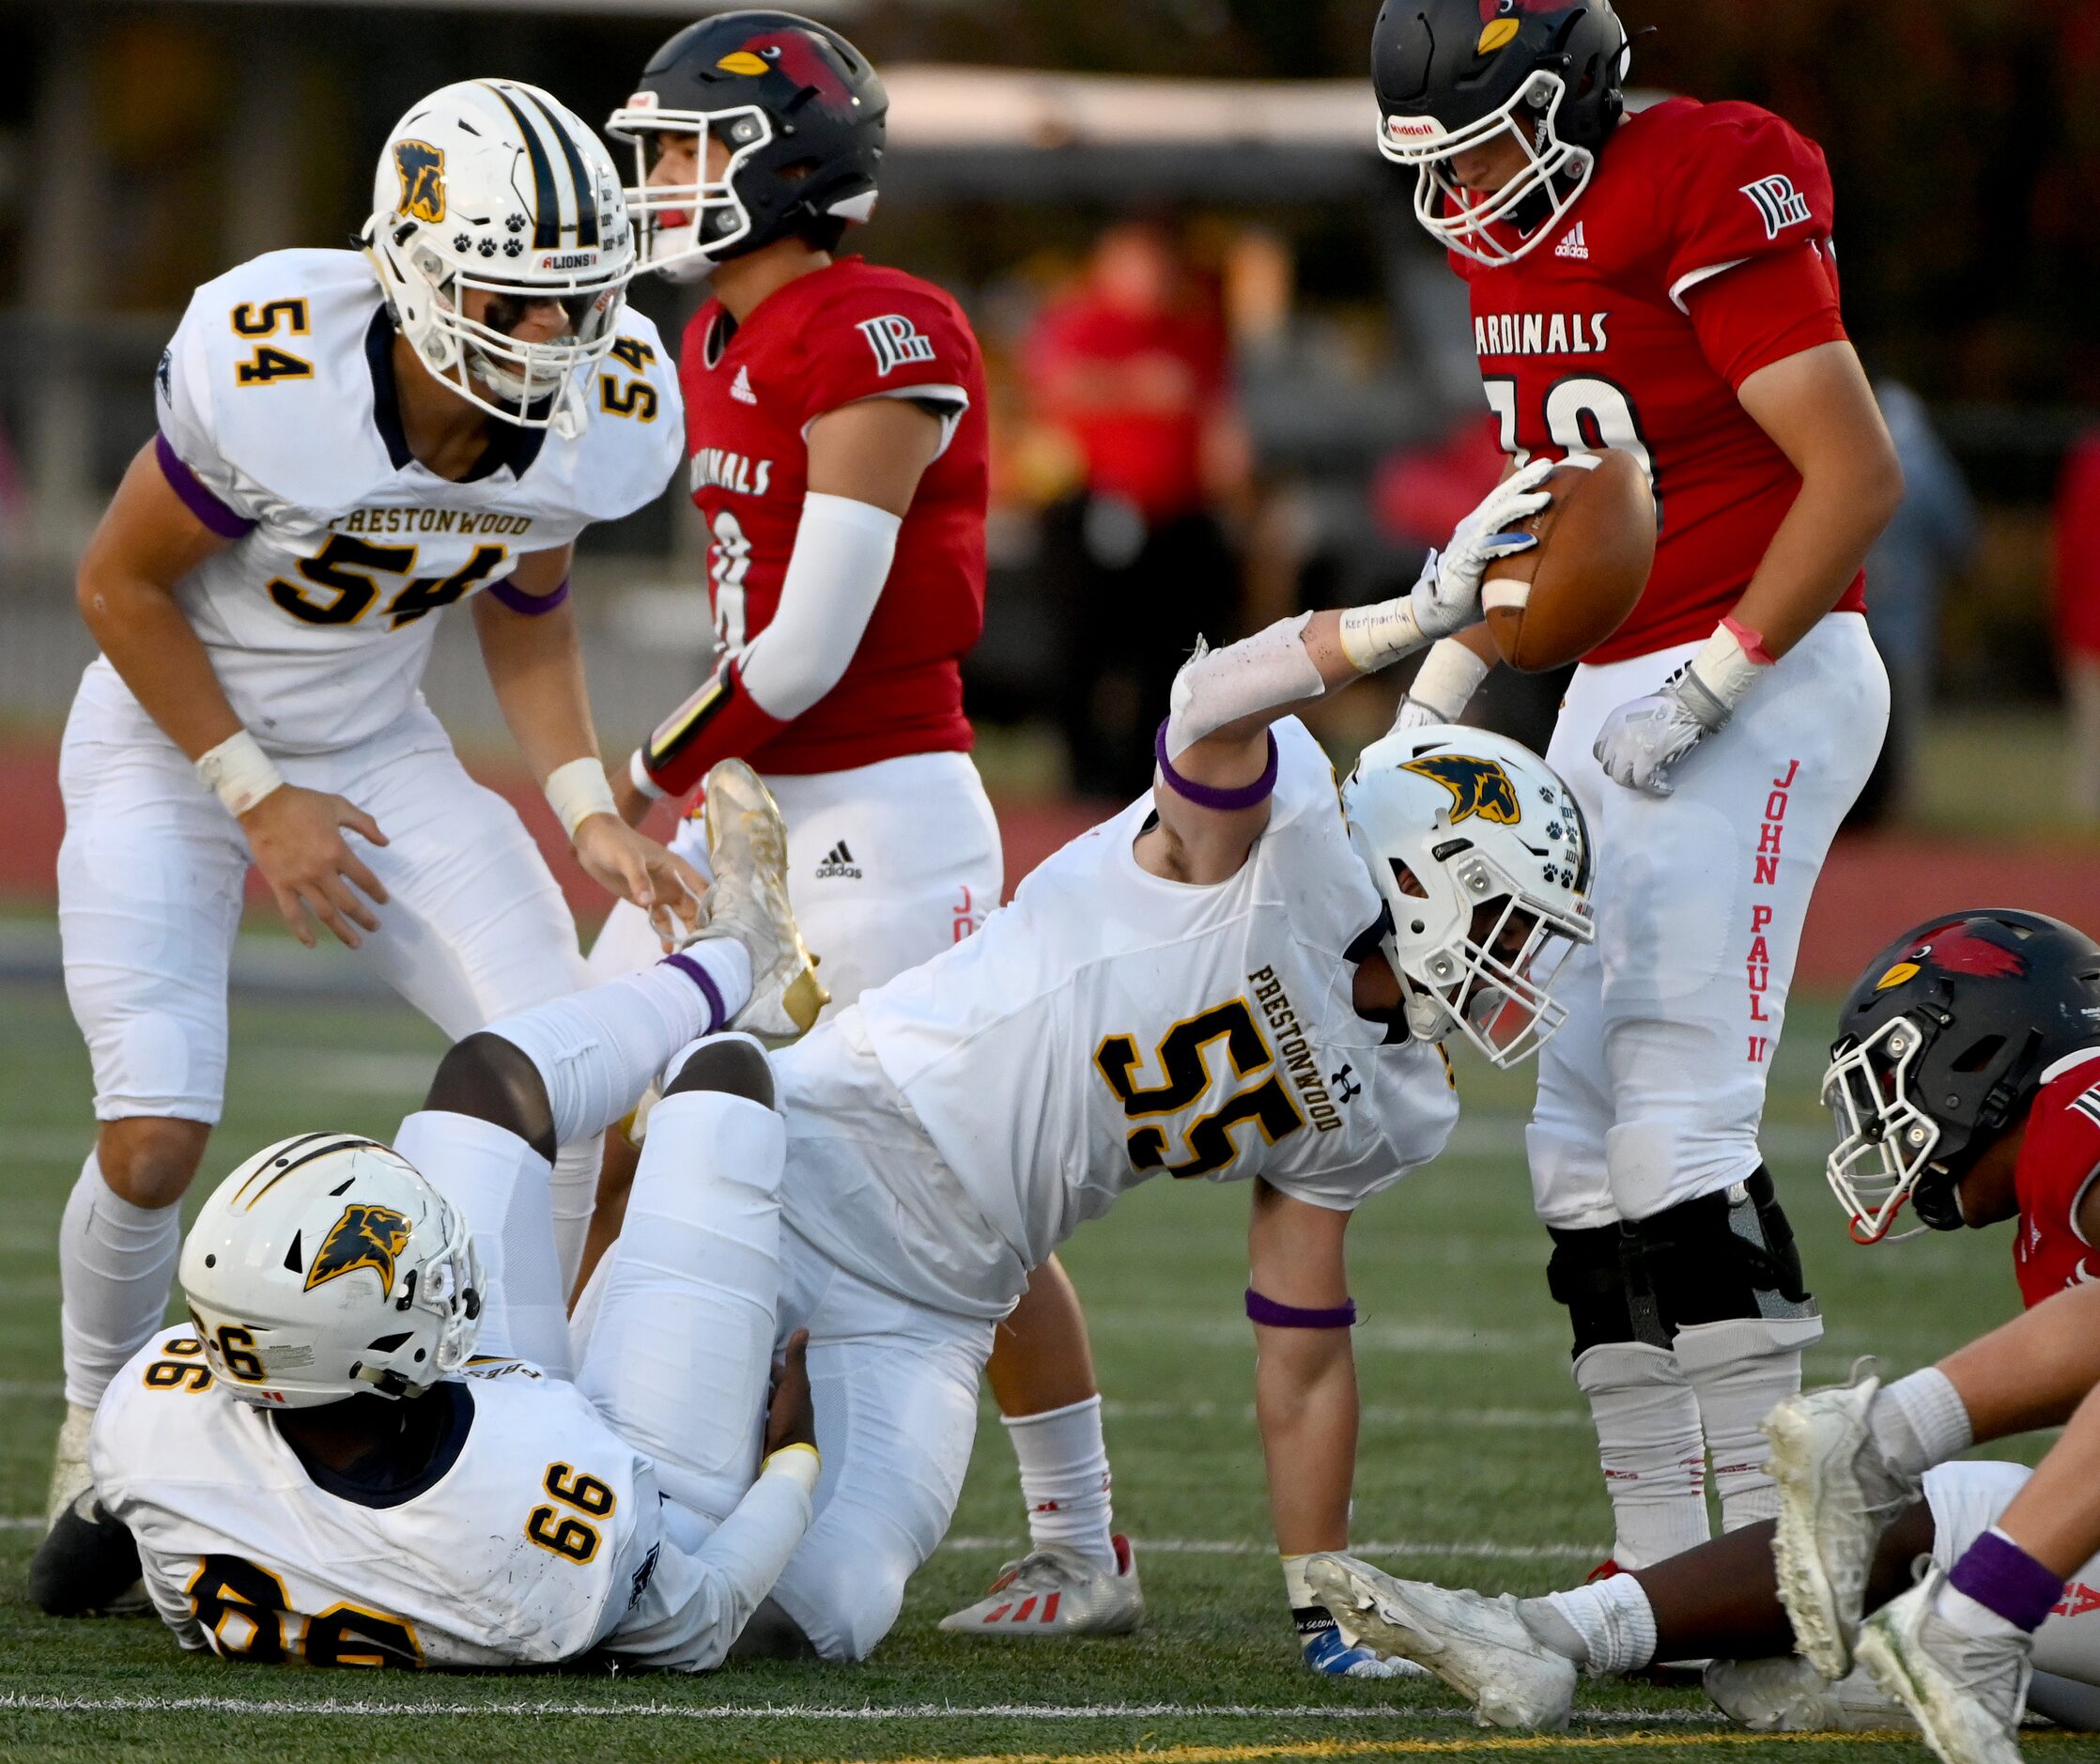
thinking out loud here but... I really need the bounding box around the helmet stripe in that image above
[235,1134,390,1211]
[517,85,599,248]
[486,83,563,249]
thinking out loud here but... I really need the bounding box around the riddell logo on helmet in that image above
[1384,116,1443,143]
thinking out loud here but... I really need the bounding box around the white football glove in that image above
[1408,457,1558,641]
[1593,620,1772,797]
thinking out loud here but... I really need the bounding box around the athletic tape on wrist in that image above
[1337,596,1428,674]
[543,757,618,841]
[193,728,286,818]
[1154,722,1278,812]
[1407,638,1492,723]
[1245,1287,1357,1329]
[761,1441,822,1496]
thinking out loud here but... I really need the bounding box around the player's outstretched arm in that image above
[611,398,943,821]
[80,440,392,950]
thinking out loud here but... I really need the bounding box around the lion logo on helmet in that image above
[393,141,446,225]
[305,1204,413,1297]
[1402,753,1522,826]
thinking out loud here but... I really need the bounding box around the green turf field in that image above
[0,962,2088,1763]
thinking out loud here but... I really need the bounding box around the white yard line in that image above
[1103,1400,1590,1429]
[940,1537,1603,1560]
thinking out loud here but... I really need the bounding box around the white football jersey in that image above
[816,718,1462,1313]
[94,1336,661,1668]
[135,247,681,753]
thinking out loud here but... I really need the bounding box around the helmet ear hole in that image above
[1952,1034,2007,1074]
[1388,859,1429,900]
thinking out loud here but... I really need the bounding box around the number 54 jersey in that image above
[795,718,1462,1316]
[147,247,681,754]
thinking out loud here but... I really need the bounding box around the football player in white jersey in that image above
[55,767,831,1669]
[45,80,696,1543]
[224,462,1590,1667]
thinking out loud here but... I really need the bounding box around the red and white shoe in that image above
[938,1534,1144,1637]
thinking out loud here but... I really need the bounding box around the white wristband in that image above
[194,729,285,818]
[1682,621,1769,725]
[545,757,618,841]
[760,1441,821,1496]
[1337,597,1429,674]
[1407,638,1492,722]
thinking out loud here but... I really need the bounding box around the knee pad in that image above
[424,1032,556,1162]
[1622,1168,1817,1334]
[775,1552,905,1663]
[664,1032,775,1110]
[1547,1223,1669,1355]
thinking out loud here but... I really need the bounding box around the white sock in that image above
[1007,1395,1116,1569]
[1540,1573,1660,1676]
[1934,1576,2027,1644]
[548,1137,600,1300]
[59,1150,182,1409]
[394,1108,568,1377]
[486,944,751,1145]
[1675,1314,1823,1531]
[1573,1341,1712,1569]
[1873,1368,1974,1480]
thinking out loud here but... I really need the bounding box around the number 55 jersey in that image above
[781,718,1462,1317]
[147,246,681,754]
[1459,98,1862,664]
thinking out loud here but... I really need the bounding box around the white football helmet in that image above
[362,80,634,437]
[1343,723,1594,1068]
[178,1134,482,1409]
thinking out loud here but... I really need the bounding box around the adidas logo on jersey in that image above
[1554,223,1590,260]
[730,364,757,405]
[815,840,862,880]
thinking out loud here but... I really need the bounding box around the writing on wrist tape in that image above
[194,729,286,818]
[544,757,618,841]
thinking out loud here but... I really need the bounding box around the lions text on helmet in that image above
[363,80,636,436]
[1371,0,1631,267]
[607,10,887,283]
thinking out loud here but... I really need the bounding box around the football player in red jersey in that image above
[1308,911,2100,1739]
[1370,0,1905,1572]
[587,12,1139,1640]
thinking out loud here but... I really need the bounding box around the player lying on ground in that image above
[1373,0,1903,1574]
[37,764,829,1668]
[45,78,701,1541]
[590,11,1134,1644]
[1307,909,2100,1738]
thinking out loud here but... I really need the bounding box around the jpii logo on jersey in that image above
[857,314,937,376]
[1741,175,1813,240]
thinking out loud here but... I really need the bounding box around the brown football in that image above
[1481,449,1657,673]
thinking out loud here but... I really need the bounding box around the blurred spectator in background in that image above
[1853,379,1976,825]
[1026,220,1249,796]
[2055,430,2100,823]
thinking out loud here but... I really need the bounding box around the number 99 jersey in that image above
[1457,98,1863,664]
[92,1337,659,1668]
[149,247,681,754]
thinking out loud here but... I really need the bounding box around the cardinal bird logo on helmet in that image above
[1403,754,1522,827]
[727,31,855,112]
[305,1205,413,1297]
[1889,921,2031,984]
[1478,0,1570,18]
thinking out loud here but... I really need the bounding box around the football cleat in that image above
[1307,1554,1575,1729]
[1299,1613,1431,1679]
[938,1534,1144,1637]
[692,759,827,1041]
[43,1401,94,1528]
[1704,1655,1911,1734]
[30,1487,147,1617]
[1765,1366,1920,1679]
[1857,1570,2031,1764]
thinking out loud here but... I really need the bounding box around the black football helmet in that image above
[1823,910,2100,1244]
[607,10,886,282]
[1371,0,1630,265]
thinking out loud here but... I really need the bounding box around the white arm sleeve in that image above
[604,1462,816,1672]
[735,491,903,720]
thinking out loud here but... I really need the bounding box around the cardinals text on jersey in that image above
[1455,99,1861,663]
[784,718,1461,1316]
[147,248,682,753]
[676,256,989,776]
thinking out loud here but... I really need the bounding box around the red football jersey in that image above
[672,256,988,778]
[1454,99,1864,664]
[2013,1050,2100,1308]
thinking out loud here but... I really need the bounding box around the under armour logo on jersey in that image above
[857,314,936,376]
[304,1204,412,1297]
[730,364,757,405]
[1741,175,1812,240]
[1331,1064,1362,1104]
[815,840,862,880]
[1554,222,1589,260]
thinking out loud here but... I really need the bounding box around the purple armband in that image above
[1245,1288,1357,1330]
[662,952,729,1030]
[487,574,571,616]
[1155,720,1279,812]
[154,432,255,540]
[1949,1528,2067,1634]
